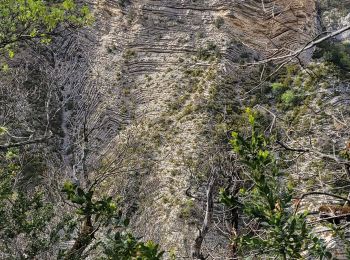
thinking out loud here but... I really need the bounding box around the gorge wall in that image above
[2,0,350,259]
[2,0,350,258]
[85,0,319,257]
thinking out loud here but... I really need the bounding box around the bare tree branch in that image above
[0,132,52,150]
[277,141,350,165]
[246,25,350,66]
[294,192,350,214]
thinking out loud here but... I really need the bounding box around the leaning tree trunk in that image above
[64,215,94,260]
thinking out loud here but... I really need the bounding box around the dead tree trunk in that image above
[192,176,216,259]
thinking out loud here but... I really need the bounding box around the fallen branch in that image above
[309,213,350,224]
[277,141,350,165]
[0,131,53,150]
[294,192,350,214]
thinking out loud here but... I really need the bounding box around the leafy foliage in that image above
[196,41,221,61]
[100,232,164,260]
[221,109,331,259]
[281,90,297,106]
[0,147,59,258]
[61,182,164,259]
[0,135,163,259]
[0,0,93,59]
[62,181,118,224]
[269,65,305,110]
[0,170,164,259]
[313,41,350,72]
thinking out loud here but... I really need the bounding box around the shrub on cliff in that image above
[220,109,331,259]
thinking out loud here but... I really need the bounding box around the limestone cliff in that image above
[3,0,349,259]
[86,0,320,257]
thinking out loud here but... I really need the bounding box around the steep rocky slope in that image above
[2,0,349,258]
[86,0,320,257]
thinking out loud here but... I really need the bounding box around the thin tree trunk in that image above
[192,176,216,259]
[64,215,94,260]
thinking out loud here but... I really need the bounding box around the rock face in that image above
[86,0,319,257]
[2,0,350,258]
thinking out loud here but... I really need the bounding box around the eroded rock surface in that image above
[88,0,319,257]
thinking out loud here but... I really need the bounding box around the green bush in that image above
[214,17,224,29]
[281,90,296,105]
[100,232,164,259]
[196,42,221,61]
[0,144,163,259]
[314,41,350,72]
[123,49,137,60]
[271,82,287,94]
[220,109,331,259]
